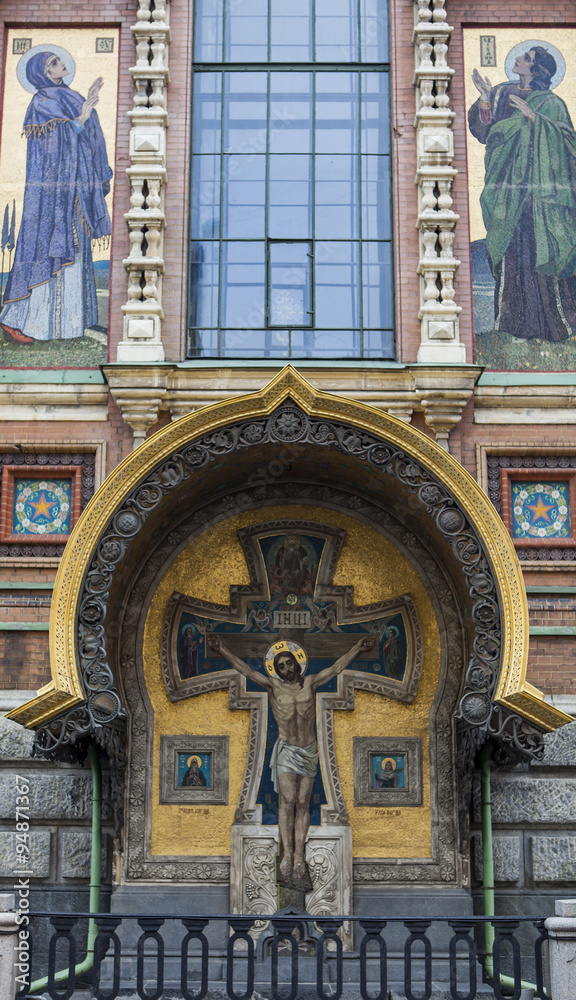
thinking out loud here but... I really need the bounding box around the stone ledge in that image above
[474,384,576,424]
[0,383,109,422]
[103,363,481,451]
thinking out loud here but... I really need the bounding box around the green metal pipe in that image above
[28,741,102,994]
[480,740,536,994]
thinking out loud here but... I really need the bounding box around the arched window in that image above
[188,0,392,359]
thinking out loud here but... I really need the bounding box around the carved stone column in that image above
[413,0,464,364]
[117,0,170,363]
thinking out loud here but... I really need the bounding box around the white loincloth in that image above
[270,738,319,793]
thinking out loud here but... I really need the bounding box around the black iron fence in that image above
[19,912,550,1000]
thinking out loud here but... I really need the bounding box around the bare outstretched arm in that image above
[207,634,272,690]
[311,636,375,691]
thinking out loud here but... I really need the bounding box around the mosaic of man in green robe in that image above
[469,44,576,342]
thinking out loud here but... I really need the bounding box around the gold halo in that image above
[380,757,397,770]
[186,754,202,768]
[265,640,307,677]
[283,535,300,549]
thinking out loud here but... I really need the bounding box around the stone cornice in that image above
[103,363,482,450]
[474,384,576,424]
[0,382,109,421]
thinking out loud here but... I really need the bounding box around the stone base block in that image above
[230,823,352,948]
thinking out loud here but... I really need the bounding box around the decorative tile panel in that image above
[511,481,570,540]
[0,466,82,545]
[0,452,95,557]
[488,456,576,559]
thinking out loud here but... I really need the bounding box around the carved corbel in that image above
[420,391,473,450]
[109,388,167,449]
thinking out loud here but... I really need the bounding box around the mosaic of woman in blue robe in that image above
[0,51,112,343]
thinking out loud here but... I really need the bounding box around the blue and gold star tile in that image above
[511,481,570,540]
[13,478,72,537]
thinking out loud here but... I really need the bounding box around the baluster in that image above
[316,920,343,1000]
[440,271,456,304]
[447,919,477,1000]
[151,0,168,25]
[135,36,151,68]
[432,0,447,21]
[359,919,387,1000]
[492,922,522,1000]
[130,177,146,212]
[419,78,435,108]
[150,80,166,108]
[417,0,432,23]
[422,229,438,261]
[403,920,432,1000]
[151,39,165,70]
[439,229,455,258]
[422,267,440,305]
[418,39,434,69]
[128,227,145,260]
[437,179,453,212]
[93,916,122,1000]
[435,79,450,109]
[270,925,298,1000]
[136,917,165,1000]
[143,269,160,303]
[433,38,449,70]
[136,0,152,21]
[146,178,162,212]
[47,916,77,1000]
[421,179,437,213]
[133,79,149,108]
[126,266,144,302]
[180,917,209,1000]
[533,919,552,1000]
[144,224,162,259]
[226,918,255,1000]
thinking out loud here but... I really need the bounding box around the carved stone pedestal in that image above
[230,823,353,950]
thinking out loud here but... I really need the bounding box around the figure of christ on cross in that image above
[207,633,375,884]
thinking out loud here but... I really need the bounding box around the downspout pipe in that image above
[28,740,102,994]
[480,740,536,994]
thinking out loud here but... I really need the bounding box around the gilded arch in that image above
[9,366,569,753]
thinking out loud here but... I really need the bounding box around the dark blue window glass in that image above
[189,0,393,358]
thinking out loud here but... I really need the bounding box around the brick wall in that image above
[0,632,50,690]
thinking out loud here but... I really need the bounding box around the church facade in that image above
[1,0,576,990]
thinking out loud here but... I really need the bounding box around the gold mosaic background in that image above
[143,505,440,859]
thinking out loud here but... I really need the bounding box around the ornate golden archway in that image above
[10,366,569,743]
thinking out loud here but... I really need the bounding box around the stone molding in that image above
[0,383,108,422]
[413,0,464,364]
[103,364,480,451]
[474,384,576,424]
[117,0,170,364]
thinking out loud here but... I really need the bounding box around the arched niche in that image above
[8,368,568,897]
